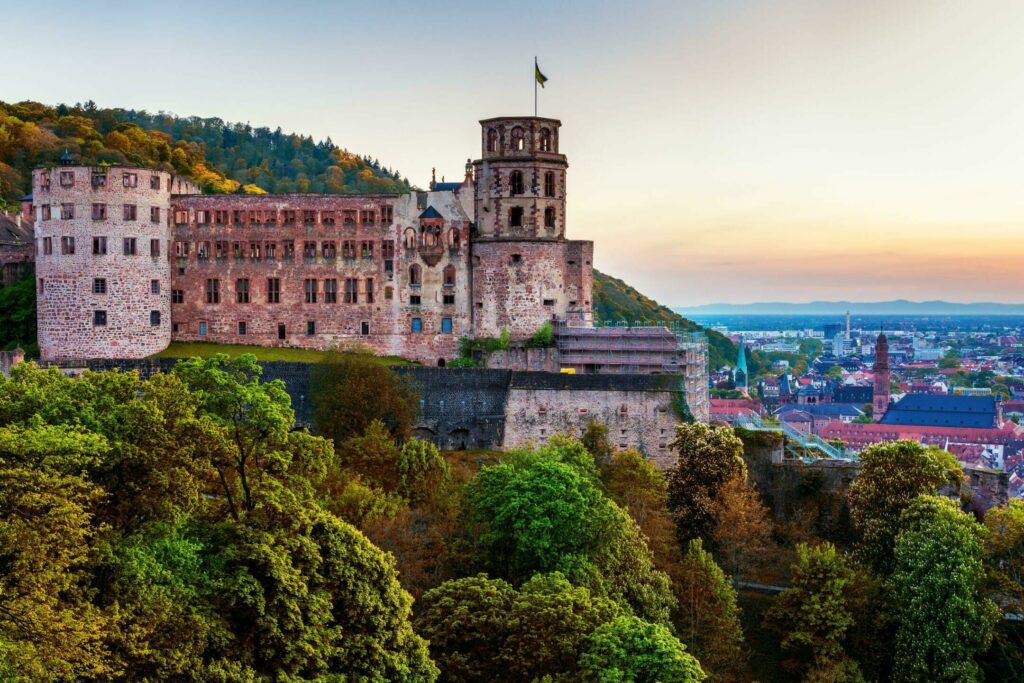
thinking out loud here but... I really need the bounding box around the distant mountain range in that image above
[673,300,1024,316]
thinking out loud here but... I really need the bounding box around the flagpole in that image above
[534,56,538,116]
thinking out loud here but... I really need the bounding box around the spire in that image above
[59,148,74,165]
[734,335,748,390]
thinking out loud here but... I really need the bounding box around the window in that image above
[323,279,338,304]
[150,175,161,189]
[215,210,229,225]
[443,293,455,305]
[264,241,276,259]
[385,286,394,300]
[150,310,161,326]
[92,236,107,255]
[249,241,261,260]
[344,278,358,304]
[441,317,453,334]
[175,241,189,257]
[321,210,335,225]
[366,278,374,304]
[361,210,375,224]
[411,318,422,333]
[342,240,356,259]
[206,279,220,304]
[61,203,74,219]
[282,210,295,225]
[510,253,522,264]
[277,323,286,340]
[487,128,498,152]
[92,203,107,220]
[382,240,395,275]
[303,210,316,224]
[93,310,106,327]
[544,171,555,197]
[509,171,524,195]
[231,241,243,259]
[410,294,421,305]
[123,204,137,221]
[122,173,138,188]
[305,279,318,304]
[40,205,51,221]
[38,278,44,294]
[322,241,336,259]
[174,210,189,225]
[306,320,316,336]
[215,241,228,260]
[443,264,456,287]
[151,206,160,223]
[150,238,160,257]
[236,278,250,303]
[196,210,210,225]
[343,210,357,225]
[172,289,184,304]
[360,241,373,259]
[93,278,107,294]
[511,126,525,151]
[543,299,555,306]
[199,321,208,336]
[123,237,137,256]
[267,278,280,304]
[283,240,295,259]
[409,263,421,286]
[43,237,52,255]
[544,207,556,228]
[509,207,524,227]
[60,170,74,187]
[303,241,317,259]
[381,205,393,223]
[238,321,247,336]
[61,236,75,255]
[540,128,552,152]
[197,241,209,259]
[151,279,160,294]
[361,321,370,336]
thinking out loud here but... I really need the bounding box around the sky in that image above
[5,0,1024,305]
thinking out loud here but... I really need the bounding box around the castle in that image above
[29,114,709,423]
[32,116,594,365]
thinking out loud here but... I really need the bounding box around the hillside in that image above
[0,100,411,207]
[592,269,737,370]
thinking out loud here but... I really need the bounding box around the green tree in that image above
[337,418,402,490]
[579,615,706,683]
[0,274,37,356]
[397,437,451,505]
[674,540,746,682]
[582,418,613,463]
[888,496,999,682]
[766,543,863,681]
[983,500,1024,678]
[311,349,418,443]
[847,440,962,575]
[666,423,746,546]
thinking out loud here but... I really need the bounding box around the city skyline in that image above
[6,0,1024,305]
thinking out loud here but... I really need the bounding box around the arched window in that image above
[511,127,525,151]
[544,171,555,197]
[404,227,416,249]
[448,227,460,249]
[486,128,498,153]
[509,170,524,196]
[539,128,552,152]
[443,264,456,286]
[544,207,556,228]
[509,207,524,227]
[409,263,421,286]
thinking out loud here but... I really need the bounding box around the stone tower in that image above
[33,162,185,360]
[873,330,890,421]
[471,117,593,338]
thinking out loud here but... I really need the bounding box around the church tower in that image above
[734,335,748,391]
[873,331,890,421]
[470,117,592,338]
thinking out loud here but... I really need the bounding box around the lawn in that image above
[151,341,414,366]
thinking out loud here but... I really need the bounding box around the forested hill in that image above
[0,100,412,206]
[592,269,736,370]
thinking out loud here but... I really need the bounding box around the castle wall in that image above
[33,166,181,360]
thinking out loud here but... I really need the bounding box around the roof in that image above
[879,394,998,429]
[779,403,864,418]
[432,182,462,192]
[0,213,33,245]
[418,206,443,219]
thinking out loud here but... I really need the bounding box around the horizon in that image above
[6,0,1024,305]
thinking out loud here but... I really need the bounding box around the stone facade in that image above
[34,116,597,365]
[0,211,34,286]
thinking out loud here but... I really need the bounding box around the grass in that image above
[151,341,414,366]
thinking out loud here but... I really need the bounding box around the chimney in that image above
[15,214,20,227]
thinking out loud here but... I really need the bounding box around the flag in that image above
[535,59,548,88]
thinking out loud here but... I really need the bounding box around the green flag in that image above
[535,59,548,88]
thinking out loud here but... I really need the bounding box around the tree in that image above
[311,349,418,443]
[983,500,1024,678]
[847,440,961,575]
[579,615,706,683]
[0,274,37,357]
[337,418,402,490]
[397,437,451,505]
[416,575,517,682]
[766,543,863,681]
[582,418,613,463]
[711,475,772,579]
[601,449,678,571]
[666,423,746,546]
[674,540,746,682]
[888,496,999,682]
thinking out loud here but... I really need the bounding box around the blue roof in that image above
[432,182,461,191]
[419,206,443,219]
[880,394,997,428]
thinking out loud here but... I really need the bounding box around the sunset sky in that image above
[6,0,1024,305]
